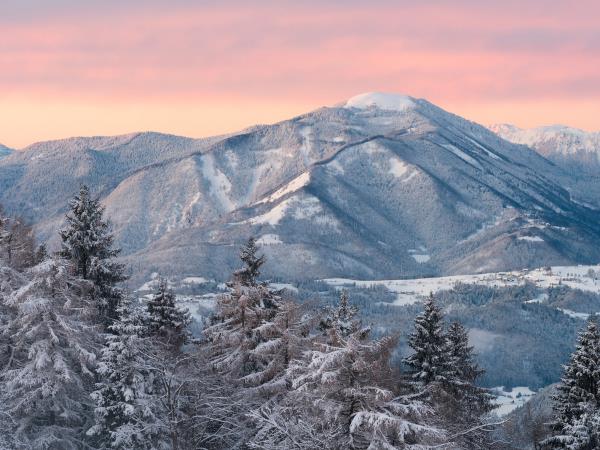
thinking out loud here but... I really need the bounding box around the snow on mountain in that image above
[491,123,600,208]
[490,123,600,171]
[344,92,416,111]
[2,93,600,284]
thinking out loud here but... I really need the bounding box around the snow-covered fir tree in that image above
[60,185,126,326]
[204,238,288,392]
[233,236,265,287]
[319,289,360,338]
[202,239,315,447]
[0,258,101,449]
[146,278,191,350]
[444,321,495,449]
[88,296,164,450]
[404,293,453,385]
[279,293,447,449]
[544,318,600,449]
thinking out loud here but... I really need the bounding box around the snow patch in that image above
[557,308,589,320]
[256,172,310,205]
[492,387,536,416]
[411,254,431,263]
[201,153,235,212]
[248,200,291,226]
[182,277,210,285]
[389,158,408,178]
[441,143,483,170]
[256,234,283,245]
[518,236,544,242]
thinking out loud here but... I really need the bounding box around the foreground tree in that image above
[88,297,163,449]
[0,259,100,449]
[204,238,288,392]
[268,292,447,449]
[543,318,600,449]
[60,185,126,326]
[202,239,314,446]
[404,296,496,449]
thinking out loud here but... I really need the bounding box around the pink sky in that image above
[1,0,599,148]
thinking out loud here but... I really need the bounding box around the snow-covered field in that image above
[324,264,600,307]
[491,387,537,416]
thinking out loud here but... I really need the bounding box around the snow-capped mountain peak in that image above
[344,92,416,111]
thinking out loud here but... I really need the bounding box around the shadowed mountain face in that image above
[2,93,600,284]
[0,144,11,160]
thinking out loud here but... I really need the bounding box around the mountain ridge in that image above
[2,93,600,284]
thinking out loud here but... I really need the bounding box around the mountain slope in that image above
[0,144,12,160]
[2,93,600,283]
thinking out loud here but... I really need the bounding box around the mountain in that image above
[0,144,12,159]
[490,123,600,208]
[490,124,600,173]
[1,93,600,284]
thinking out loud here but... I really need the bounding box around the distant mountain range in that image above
[490,123,600,174]
[1,93,599,284]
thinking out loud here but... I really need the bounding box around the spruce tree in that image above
[404,293,452,385]
[203,239,312,446]
[447,321,483,384]
[60,185,126,326]
[445,321,495,449]
[204,239,287,390]
[146,278,191,350]
[88,297,163,449]
[278,293,447,449]
[544,318,600,449]
[0,258,100,449]
[319,289,360,338]
[233,236,265,287]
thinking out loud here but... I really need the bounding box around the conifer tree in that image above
[60,185,126,326]
[445,321,495,449]
[233,236,265,287]
[544,318,600,449]
[275,293,447,449]
[203,239,313,446]
[204,238,287,391]
[89,296,163,449]
[0,258,100,449]
[404,293,453,385]
[146,278,191,350]
[319,289,360,338]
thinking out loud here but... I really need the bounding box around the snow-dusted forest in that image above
[0,186,598,450]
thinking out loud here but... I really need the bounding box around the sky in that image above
[1,0,599,148]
